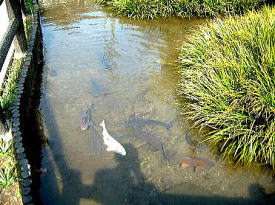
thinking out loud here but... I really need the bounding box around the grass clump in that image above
[99,0,268,19]
[0,129,21,204]
[0,131,19,188]
[0,59,23,112]
[178,7,275,167]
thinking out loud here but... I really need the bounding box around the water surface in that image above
[39,0,275,204]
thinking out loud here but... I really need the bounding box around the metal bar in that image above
[0,18,19,70]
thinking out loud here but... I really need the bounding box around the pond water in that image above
[39,0,275,204]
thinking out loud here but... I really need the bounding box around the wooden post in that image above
[5,0,27,58]
[20,0,27,17]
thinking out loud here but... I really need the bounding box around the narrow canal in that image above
[39,0,275,204]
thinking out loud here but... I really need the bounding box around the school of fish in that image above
[80,77,215,169]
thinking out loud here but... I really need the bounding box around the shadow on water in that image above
[39,99,275,205]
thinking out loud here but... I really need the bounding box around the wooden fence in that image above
[0,0,27,132]
[0,0,27,85]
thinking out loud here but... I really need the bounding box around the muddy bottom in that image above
[39,0,275,204]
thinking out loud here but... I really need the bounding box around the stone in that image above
[17,153,26,159]
[21,170,30,178]
[22,187,31,195]
[22,195,32,203]
[22,178,32,187]
[16,147,25,154]
[14,142,23,148]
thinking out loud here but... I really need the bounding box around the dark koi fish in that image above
[126,118,172,130]
[131,130,163,152]
[80,104,93,131]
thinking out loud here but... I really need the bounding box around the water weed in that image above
[178,7,275,167]
[99,0,268,19]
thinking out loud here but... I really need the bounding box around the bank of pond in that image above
[99,0,270,19]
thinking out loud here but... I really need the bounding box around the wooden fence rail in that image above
[0,0,27,132]
[0,0,27,71]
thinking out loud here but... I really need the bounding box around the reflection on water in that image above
[39,0,275,204]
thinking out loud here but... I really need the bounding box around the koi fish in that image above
[131,130,163,152]
[167,154,214,170]
[100,120,126,156]
[80,104,93,131]
[126,118,172,130]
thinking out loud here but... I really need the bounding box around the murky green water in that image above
[39,0,275,204]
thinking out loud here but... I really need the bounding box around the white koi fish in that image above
[100,120,126,156]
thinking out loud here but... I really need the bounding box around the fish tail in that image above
[100,120,105,127]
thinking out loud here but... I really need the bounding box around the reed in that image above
[99,0,268,19]
[178,6,275,167]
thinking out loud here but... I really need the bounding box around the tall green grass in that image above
[0,59,23,112]
[99,0,268,19]
[178,7,275,167]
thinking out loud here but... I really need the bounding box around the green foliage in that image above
[24,0,35,14]
[0,135,19,188]
[0,159,19,188]
[0,59,23,112]
[99,0,268,19]
[178,7,275,167]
